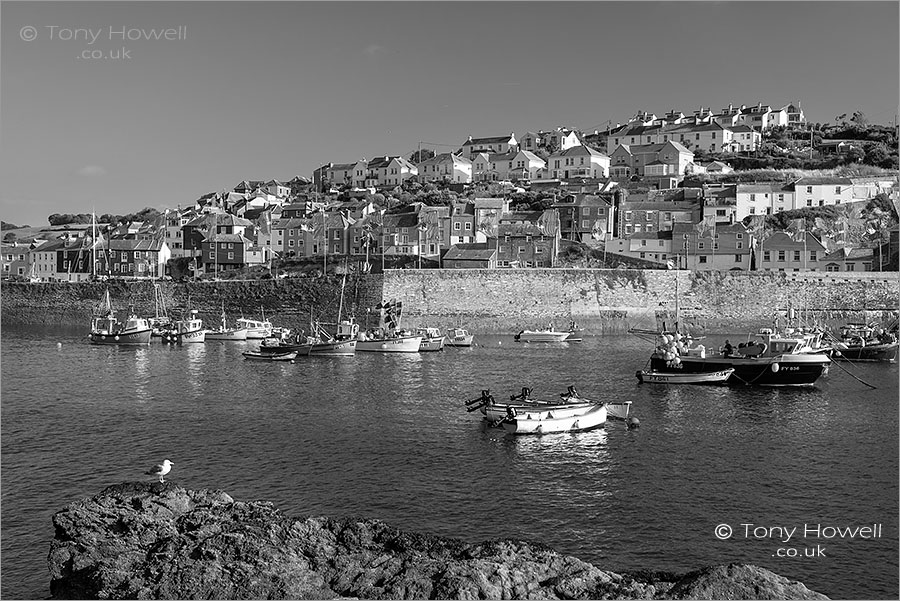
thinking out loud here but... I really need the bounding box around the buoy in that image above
[627,417,640,429]
[57,342,62,348]
[114,335,120,341]
[290,360,295,364]
[498,341,502,345]
[771,362,780,373]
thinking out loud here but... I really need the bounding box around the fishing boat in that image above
[205,303,249,341]
[830,323,898,362]
[417,327,446,352]
[445,327,474,347]
[259,336,311,356]
[502,404,607,435]
[168,309,206,343]
[647,329,830,387]
[89,289,152,345]
[356,299,422,353]
[514,324,571,343]
[467,388,595,423]
[636,368,734,384]
[236,314,274,339]
[309,320,358,356]
[242,350,297,361]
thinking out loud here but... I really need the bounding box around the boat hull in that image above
[502,404,607,435]
[482,400,594,423]
[205,328,249,341]
[419,337,445,352]
[308,340,356,356]
[177,329,206,343]
[649,354,829,387]
[243,351,297,361]
[89,328,152,345]
[833,343,898,363]
[356,336,422,353]
[445,329,474,347]
[636,369,734,385]
[515,331,571,343]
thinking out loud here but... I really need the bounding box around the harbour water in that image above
[1,325,897,599]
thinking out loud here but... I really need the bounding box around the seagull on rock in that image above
[146,459,174,483]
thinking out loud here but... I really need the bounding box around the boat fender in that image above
[114,335,120,341]
[627,417,640,429]
[771,362,780,373]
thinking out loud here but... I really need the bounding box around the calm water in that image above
[2,325,897,600]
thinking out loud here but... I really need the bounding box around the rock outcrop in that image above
[48,483,829,600]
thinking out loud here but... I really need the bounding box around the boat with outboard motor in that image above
[636,368,734,385]
[242,349,297,361]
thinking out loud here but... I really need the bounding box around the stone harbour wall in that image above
[1,270,897,333]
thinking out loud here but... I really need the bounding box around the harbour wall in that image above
[1,270,897,333]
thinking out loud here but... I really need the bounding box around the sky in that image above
[2,1,898,228]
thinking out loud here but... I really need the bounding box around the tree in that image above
[850,111,869,128]
[408,149,435,164]
[845,146,865,163]
[3,232,17,242]
[863,142,890,167]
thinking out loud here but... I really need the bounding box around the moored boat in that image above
[417,327,445,352]
[356,299,421,353]
[502,404,607,435]
[830,323,898,362]
[236,316,274,339]
[167,310,206,343]
[89,289,152,345]
[636,368,734,385]
[514,325,571,343]
[242,350,297,361]
[205,304,249,341]
[606,401,632,421]
[445,327,474,347]
[648,329,830,387]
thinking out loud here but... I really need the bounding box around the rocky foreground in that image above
[48,483,828,600]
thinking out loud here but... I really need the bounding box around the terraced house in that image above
[490,209,561,268]
[416,152,472,184]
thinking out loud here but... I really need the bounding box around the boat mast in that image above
[91,211,96,279]
[337,272,347,323]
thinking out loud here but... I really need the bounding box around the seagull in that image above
[146,459,174,483]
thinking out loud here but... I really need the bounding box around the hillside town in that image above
[3,101,899,281]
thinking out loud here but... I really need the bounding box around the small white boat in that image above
[243,350,297,361]
[502,404,607,435]
[445,327,474,347]
[417,327,445,352]
[236,316,274,339]
[514,327,570,343]
[357,334,422,353]
[636,368,734,384]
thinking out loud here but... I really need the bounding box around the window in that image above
[763,250,771,262]
[737,242,743,249]
[778,250,786,262]
[699,255,708,263]
[464,223,472,231]
[750,194,756,202]
[734,254,742,262]
[834,186,841,194]
[518,246,525,254]
[806,186,813,194]
[846,263,855,272]
[289,229,295,236]
[625,211,632,221]
[581,207,589,216]
[646,213,652,221]
[806,200,813,207]
[582,220,589,228]
[793,250,801,261]
[698,241,705,250]
[749,207,756,215]
[810,251,817,261]
[778,194,784,203]
[228,252,234,260]
[454,222,461,231]
[288,240,295,247]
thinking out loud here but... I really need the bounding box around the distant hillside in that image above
[1,221,30,230]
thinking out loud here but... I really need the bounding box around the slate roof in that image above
[463,134,515,145]
[794,177,853,186]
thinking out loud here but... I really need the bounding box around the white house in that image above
[546,145,610,179]
[461,133,518,160]
[416,153,473,184]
